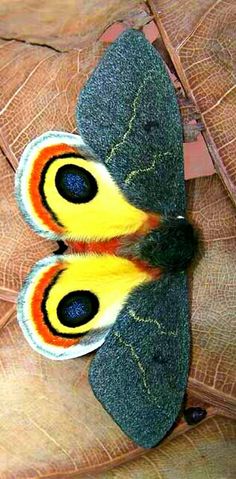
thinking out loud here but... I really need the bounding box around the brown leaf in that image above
[0,41,104,170]
[0,299,15,330]
[149,0,236,202]
[0,0,150,51]
[188,174,236,416]
[0,315,140,477]
[84,416,236,479]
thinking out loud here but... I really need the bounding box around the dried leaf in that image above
[188,174,236,415]
[0,316,140,477]
[0,299,15,330]
[0,41,105,170]
[149,0,236,202]
[0,0,150,50]
[84,417,236,479]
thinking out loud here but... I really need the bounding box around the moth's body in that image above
[70,215,197,275]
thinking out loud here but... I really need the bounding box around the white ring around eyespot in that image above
[17,255,109,360]
[15,131,96,240]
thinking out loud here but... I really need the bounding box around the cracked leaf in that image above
[0,41,104,169]
[0,0,150,51]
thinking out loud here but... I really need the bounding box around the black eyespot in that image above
[57,290,99,328]
[55,164,98,203]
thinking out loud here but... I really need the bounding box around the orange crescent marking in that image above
[29,143,77,233]
[31,263,79,348]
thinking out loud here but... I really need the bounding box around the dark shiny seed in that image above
[184,407,207,425]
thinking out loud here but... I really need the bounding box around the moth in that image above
[15,30,198,448]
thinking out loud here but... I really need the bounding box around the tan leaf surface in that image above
[188,174,236,415]
[0,315,142,478]
[0,300,15,330]
[84,416,236,479]
[0,0,150,51]
[0,40,105,170]
[149,0,236,202]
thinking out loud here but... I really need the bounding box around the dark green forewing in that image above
[89,273,189,448]
[77,29,185,215]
